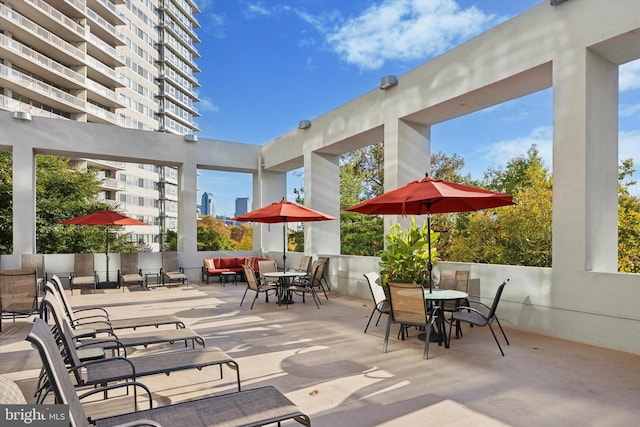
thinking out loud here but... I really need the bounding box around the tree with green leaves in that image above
[286,143,640,272]
[0,153,136,254]
[0,152,13,253]
[444,145,552,267]
[340,144,384,255]
[337,145,469,256]
[195,216,237,251]
[36,155,136,254]
[430,151,478,185]
[484,145,545,195]
[164,230,178,251]
[429,151,477,257]
[617,158,640,272]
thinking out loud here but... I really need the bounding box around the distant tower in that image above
[201,193,214,216]
[235,197,249,217]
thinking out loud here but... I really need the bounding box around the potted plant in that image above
[378,217,438,286]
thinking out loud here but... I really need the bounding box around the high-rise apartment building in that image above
[0,0,200,251]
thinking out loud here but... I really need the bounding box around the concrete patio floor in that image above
[2,280,640,426]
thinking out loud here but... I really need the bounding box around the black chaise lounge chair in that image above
[39,296,240,400]
[49,275,186,332]
[26,318,312,427]
[42,288,205,350]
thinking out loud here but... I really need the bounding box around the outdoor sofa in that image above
[201,256,273,284]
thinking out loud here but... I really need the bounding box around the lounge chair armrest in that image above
[73,356,135,376]
[75,337,128,357]
[70,328,99,339]
[77,328,119,341]
[114,421,163,427]
[89,326,118,337]
[71,314,111,325]
[79,381,153,413]
[72,306,110,318]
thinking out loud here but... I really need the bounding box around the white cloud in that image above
[295,8,341,32]
[619,129,640,162]
[245,2,271,18]
[194,0,214,12]
[197,10,227,38]
[620,103,640,118]
[620,59,640,92]
[323,0,499,70]
[477,127,640,179]
[480,126,553,170]
[198,97,219,113]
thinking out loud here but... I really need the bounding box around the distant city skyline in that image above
[198,192,252,219]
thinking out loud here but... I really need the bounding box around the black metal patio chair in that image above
[448,278,510,356]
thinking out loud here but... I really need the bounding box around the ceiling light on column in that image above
[379,75,398,90]
[298,120,311,129]
[12,111,32,121]
[184,134,198,142]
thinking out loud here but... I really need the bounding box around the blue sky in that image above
[193,0,640,217]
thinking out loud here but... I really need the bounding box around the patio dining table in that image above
[261,271,307,305]
[422,289,468,348]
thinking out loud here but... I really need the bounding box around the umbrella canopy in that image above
[60,209,148,282]
[346,175,515,291]
[345,175,514,216]
[232,199,335,269]
[60,209,149,226]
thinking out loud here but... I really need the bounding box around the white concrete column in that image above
[552,48,618,275]
[177,161,198,254]
[253,168,286,257]
[13,144,36,254]
[585,51,619,272]
[383,118,431,231]
[305,151,340,256]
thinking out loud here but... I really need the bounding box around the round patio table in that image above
[261,271,307,305]
[421,289,469,347]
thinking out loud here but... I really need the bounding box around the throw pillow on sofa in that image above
[203,258,215,271]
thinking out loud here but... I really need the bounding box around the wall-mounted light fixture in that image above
[12,111,32,121]
[184,134,198,142]
[379,75,398,90]
[298,120,311,129]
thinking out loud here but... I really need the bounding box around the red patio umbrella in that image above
[60,209,148,283]
[232,198,336,269]
[346,174,515,292]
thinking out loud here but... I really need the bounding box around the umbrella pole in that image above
[282,223,287,270]
[427,212,433,293]
[105,227,110,282]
